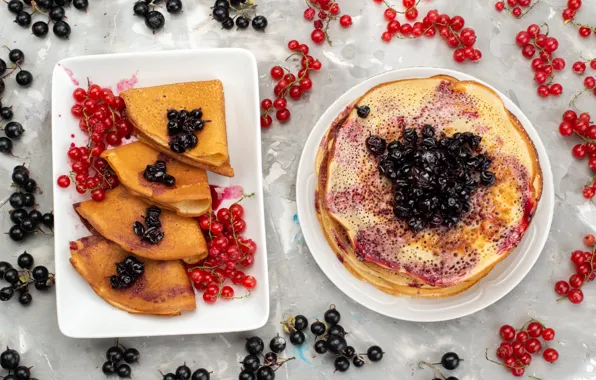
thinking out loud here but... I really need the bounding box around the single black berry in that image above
[212,6,228,22]
[42,213,54,228]
[235,16,249,29]
[0,262,12,278]
[72,0,88,10]
[8,49,24,64]
[353,356,365,367]
[22,193,35,208]
[213,0,229,8]
[34,281,51,291]
[0,79,5,95]
[12,168,29,186]
[245,336,264,355]
[269,335,286,353]
[14,365,30,379]
[9,192,25,208]
[252,15,267,31]
[0,106,13,120]
[366,346,383,362]
[355,105,370,118]
[5,121,25,139]
[17,252,34,269]
[263,352,277,366]
[28,209,43,225]
[325,334,347,355]
[0,137,12,153]
[102,361,116,375]
[53,21,71,39]
[191,368,210,380]
[334,356,350,372]
[293,315,308,331]
[166,0,182,14]
[145,10,165,31]
[3,268,19,284]
[289,330,305,345]
[328,324,345,337]
[15,11,31,27]
[176,364,192,380]
[122,347,140,363]
[18,291,32,305]
[162,373,177,380]
[324,308,341,326]
[238,370,255,380]
[116,363,131,378]
[8,0,24,14]
[255,366,274,380]
[133,1,149,16]
[310,320,326,336]
[35,0,52,9]
[0,59,6,74]
[9,225,25,241]
[242,354,260,372]
[366,135,386,155]
[440,352,461,370]
[343,346,355,358]
[314,340,327,354]
[16,70,33,87]
[49,6,65,21]
[0,287,15,301]
[31,266,49,282]
[0,348,20,369]
[221,17,234,30]
[24,178,36,193]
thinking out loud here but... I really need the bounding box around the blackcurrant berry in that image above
[353,356,365,367]
[334,356,350,372]
[28,210,42,225]
[14,366,30,379]
[22,193,35,207]
[366,346,383,362]
[122,348,140,363]
[310,321,326,336]
[35,0,52,9]
[72,0,88,10]
[0,262,12,278]
[12,168,29,186]
[327,324,345,337]
[343,346,355,358]
[145,11,165,31]
[269,335,286,353]
[102,361,116,375]
[294,315,308,331]
[356,105,370,118]
[325,334,347,355]
[53,21,71,39]
[0,59,6,74]
[242,354,260,371]
[238,370,255,380]
[191,368,210,380]
[162,373,177,380]
[0,287,15,301]
[18,291,32,305]
[8,0,24,14]
[166,0,182,14]
[176,364,192,380]
[42,213,54,228]
[34,281,51,291]
[0,137,13,153]
[9,192,26,208]
[49,6,65,21]
[324,308,341,325]
[221,17,234,30]
[0,348,20,369]
[263,352,277,366]
[15,11,31,27]
[16,70,33,87]
[31,21,49,37]
[17,252,34,269]
[31,266,49,282]
[24,178,36,193]
[3,268,19,284]
[8,49,24,64]
[0,106,13,120]
[116,363,131,378]
[212,6,228,22]
[289,330,305,345]
[255,366,274,380]
[314,340,327,354]
[213,0,229,8]
[5,121,25,139]
[251,15,267,31]
[245,336,264,355]
[8,225,25,241]
[133,1,149,16]
[236,16,249,29]
[440,352,461,370]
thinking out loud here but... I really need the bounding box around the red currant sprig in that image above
[260,40,322,128]
[304,0,352,46]
[487,319,559,378]
[375,0,424,23]
[379,8,482,64]
[562,0,596,39]
[515,24,564,98]
[553,234,596,304]
[494,0,539,19]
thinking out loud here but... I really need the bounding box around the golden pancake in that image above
[101,141,212,217]
[69,235,196,316]
[74,186,207,264]
[120,80,234,177]
[316,75,542,297]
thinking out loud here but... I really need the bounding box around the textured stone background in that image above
[1,0,596,379]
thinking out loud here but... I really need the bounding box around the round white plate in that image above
[296,67,554,322]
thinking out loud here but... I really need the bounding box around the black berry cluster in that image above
[160,363,211,380]
[132,206,164,245]
[9,165,54,242]
[367,125,495,232]
[109,256,145,290]
[307,305,383,372]
[133,0,183,33]
[240,335,295,380]
[6,0,88,39]
[211,0,268,32]
[101,342,140,378]
[0,252,55,306]
[0,47,33,95]
[0,100,25,154]
[167,108,208,154]
[1,346,38,380]
[144,160,176,187]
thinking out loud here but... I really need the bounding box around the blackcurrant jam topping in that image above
[143,160,176,187]
[133,206,164,245]
[166,108,209,154]
[355,105,370,119]
[368,125,496,232]
[110,255,144,290]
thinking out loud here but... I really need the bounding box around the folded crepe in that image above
[120,80,234,177]
[69,235,196,316]
[74,186,207,264]
[101,141,212,217]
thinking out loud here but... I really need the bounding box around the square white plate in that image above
[51,49,269,338]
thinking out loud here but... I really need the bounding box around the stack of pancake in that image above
[70,80,233,316]
[315,75,543,298]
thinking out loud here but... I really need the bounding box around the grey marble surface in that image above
[1,0,596,379]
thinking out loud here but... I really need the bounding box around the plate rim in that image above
[51,48,270,338]
[296,66,555,322]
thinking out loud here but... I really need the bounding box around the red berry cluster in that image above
[375,0,423,24]
[260,40,322,128]
[189,196,258,304]
[562,0,595,39]
[572,58,596,75]
[487,320,559,378]
[304,0,352,45]
[377,6,482,64]
[494,0,539,19]
[553,234,596,303]
[515,24,564,98]
[56,83,132,202]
